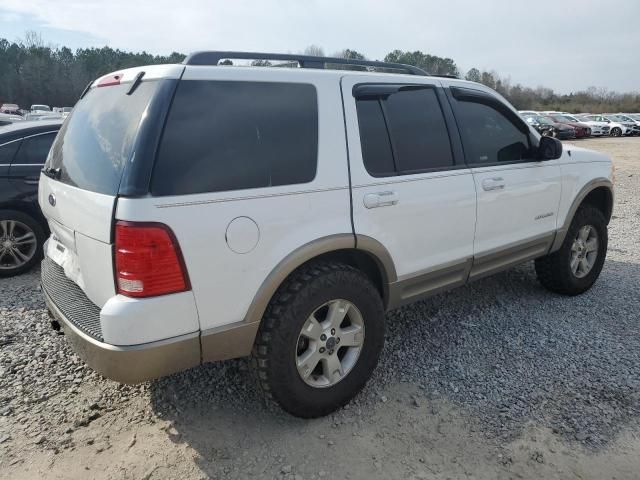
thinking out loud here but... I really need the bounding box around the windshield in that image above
[32,105,50,111]
[46,80,158,195]
[561,115,579,122]
[537,116,554,125]
[607,115,626,122]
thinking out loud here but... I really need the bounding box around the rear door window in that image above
[151,81,318,196]
[355,86,454,177]
[47,81,158,195]
[14,132,57,165]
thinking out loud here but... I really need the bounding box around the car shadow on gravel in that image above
[148,259,640,473]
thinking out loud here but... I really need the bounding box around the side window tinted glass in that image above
[355,99,395,176]
[152,81,318,196]
[454,100,530,164]
[355,86,454,177]
[385,88,453,172]
[0,140,20,164]
[14,133,57,164]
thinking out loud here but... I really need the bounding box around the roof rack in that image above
[183,51,429,76]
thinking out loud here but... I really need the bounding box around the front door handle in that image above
[482,177,505,191]
[364,191,399,209]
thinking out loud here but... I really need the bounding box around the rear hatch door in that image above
[39,67,181,307]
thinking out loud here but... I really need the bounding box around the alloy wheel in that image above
[570,225,599,279]
[0,220,38,271]
[295,299,365,388]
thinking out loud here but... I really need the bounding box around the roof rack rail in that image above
[183,51,429,76]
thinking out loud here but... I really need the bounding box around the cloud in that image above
[2,0,639,92]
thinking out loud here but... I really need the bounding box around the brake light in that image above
[115,221,189,298]
[97,73,123,87]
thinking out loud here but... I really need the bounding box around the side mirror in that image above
[536,136,563,160]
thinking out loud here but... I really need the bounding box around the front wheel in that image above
[252,262,385,418]
[535,206,607,295]
[611,127,622,137]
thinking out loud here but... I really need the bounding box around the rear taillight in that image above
[97,72,123,87]
[115,221,189,298]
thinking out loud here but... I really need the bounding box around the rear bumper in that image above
[44,287,201,384]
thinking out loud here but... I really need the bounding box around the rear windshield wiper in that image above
[127,71,145,95]
[42,167,61,180]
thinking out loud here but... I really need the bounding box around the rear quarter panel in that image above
[116,68,353,332]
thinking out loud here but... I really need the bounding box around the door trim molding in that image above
[469,232,555,281]
[387,258,472,309]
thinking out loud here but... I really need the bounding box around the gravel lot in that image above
[1,137,639,479]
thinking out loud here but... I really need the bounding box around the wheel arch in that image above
[245,234,396,326]
[551,179,613,252]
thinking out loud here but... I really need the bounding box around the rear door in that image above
[342,75,476,305]
[446,86,562,279]
[9,130,58,193]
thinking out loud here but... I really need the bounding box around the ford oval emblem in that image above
[48,193,56,207]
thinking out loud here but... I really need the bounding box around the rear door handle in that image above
[364,191,399,209]
[482,177,505,191]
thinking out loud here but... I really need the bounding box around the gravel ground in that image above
[0,137,639,479]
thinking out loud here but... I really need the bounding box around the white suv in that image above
[40,52,614,418]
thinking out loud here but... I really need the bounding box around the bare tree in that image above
[303,45,325,57]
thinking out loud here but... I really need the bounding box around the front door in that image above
[447,86,562,279]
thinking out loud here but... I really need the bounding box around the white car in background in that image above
[30,104,51,113]
[579,114,630,137]
[603,114,639,136]
[614,114,640,133]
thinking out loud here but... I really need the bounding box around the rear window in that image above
[47,81,158,195]
[15,132,57,165]
[151,80,318,196]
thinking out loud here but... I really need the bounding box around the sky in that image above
[1,0,639,93]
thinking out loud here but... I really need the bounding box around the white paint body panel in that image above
[471,161,562,254]
[116,67,353,332]
[340,75,476,277]
[101,291,199,345]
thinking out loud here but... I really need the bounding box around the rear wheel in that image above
[535,206,607,295]
[611,127,622,137]
[252,262,385,418]
[0,210,45,277]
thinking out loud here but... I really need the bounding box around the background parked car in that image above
[524,115,575,139]
[0,113,24,126]
[30,104,51,113]
[612,113,640,134]
[580,114,631,137]
[570,114,610,136]
[1,104,22,116]
[546,114,591,138]
[0,120,62,276]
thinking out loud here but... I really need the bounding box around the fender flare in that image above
[550,178,613,252]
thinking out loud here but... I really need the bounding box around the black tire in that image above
[252,262,385,418]
[535,205,607,295]
[0,209,46,277]
[611,127,622,137]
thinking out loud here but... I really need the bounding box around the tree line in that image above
[1,34,639,113]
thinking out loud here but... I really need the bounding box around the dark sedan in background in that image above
[546,114,592,138]
[523,115,576,139]
[0,120,62,276]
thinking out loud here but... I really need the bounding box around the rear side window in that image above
[47,81,158,195]
[14,132,57,165]
[355,87,454,177]
[152,81,318,196]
